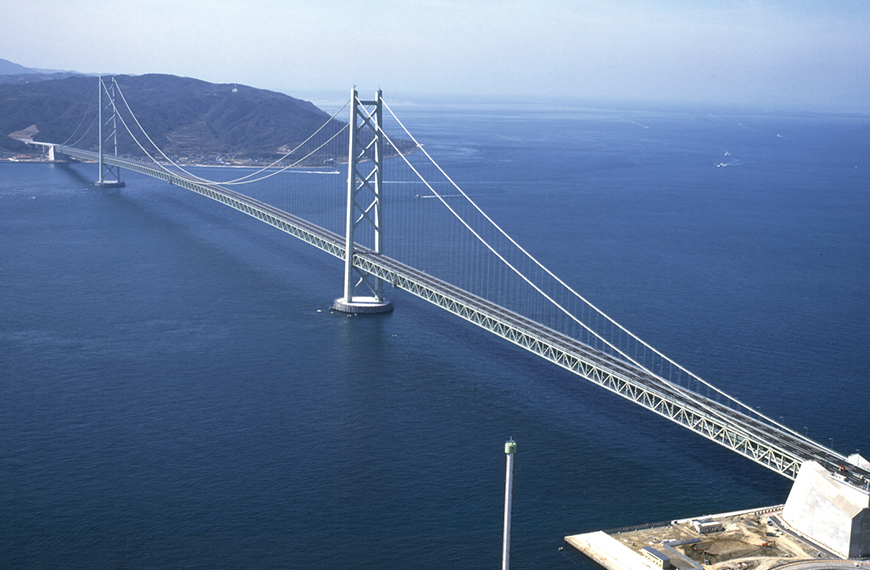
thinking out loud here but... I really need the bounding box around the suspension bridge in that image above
[29,77,869,497]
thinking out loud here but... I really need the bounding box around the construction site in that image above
[566,506,866,570]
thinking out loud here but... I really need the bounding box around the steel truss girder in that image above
[58,147,348,260]
[56,145,808,481]
[349,254,805,480]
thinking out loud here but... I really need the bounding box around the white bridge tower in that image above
[332,89,393,314]
[95,77,125,188]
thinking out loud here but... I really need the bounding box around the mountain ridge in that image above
[0,57,68,76]
[0,62,349,162]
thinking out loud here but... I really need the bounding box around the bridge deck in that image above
[57,145,869,489]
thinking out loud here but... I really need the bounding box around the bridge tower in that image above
[95,77,125,188]
[332,89,393,314]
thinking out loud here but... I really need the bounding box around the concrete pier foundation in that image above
[781,459,870,559]
[331,296,393,314]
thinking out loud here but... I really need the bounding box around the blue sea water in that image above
[1,100,868,569]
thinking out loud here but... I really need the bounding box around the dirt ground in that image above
[609,507,834,570]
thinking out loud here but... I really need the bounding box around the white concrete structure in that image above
[565,531,654,570]
[692,518,724,534]
[781,461,870,558]
[848,454,870,470]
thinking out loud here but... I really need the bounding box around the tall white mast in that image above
[502,439,516,570]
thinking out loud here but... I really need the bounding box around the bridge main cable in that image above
[55,144,866,485]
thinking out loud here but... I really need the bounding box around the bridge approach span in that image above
[57,145,867,486]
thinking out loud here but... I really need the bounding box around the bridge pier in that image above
[21,142,71,163]
[46,145,71,163]
[332,296,393,314]
[332,89,392,314]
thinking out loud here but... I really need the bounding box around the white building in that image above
[692,518,724,534]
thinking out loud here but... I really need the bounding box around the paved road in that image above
[772,560,866,570]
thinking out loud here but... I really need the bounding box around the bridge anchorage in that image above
[332,89,392,314]
[94,77,125,189]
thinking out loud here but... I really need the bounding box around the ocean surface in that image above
[1,99,868,569]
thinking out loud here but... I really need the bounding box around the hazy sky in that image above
[2,0,868,109]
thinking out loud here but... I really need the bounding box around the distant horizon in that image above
[4,56,868,118]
